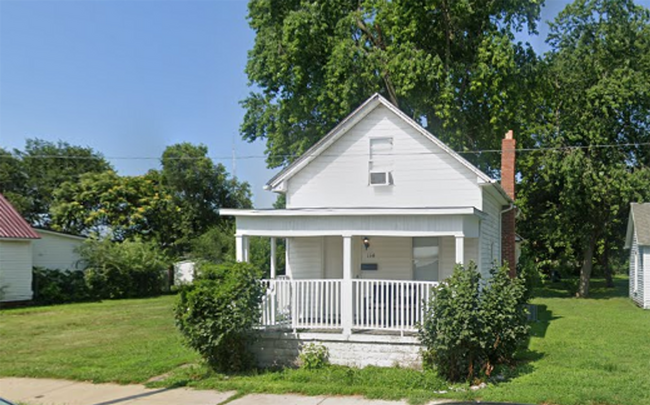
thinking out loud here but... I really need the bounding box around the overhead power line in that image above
[1,141,649,162]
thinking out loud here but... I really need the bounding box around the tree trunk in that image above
[578,234,597,298]
[602,244,614,288]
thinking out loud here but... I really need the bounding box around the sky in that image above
[0,0,625,208]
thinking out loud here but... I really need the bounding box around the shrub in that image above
[516,246,543,301]
[480,265,530,371]
[174,261,264,373]
[419,262,529,382]
[189,226,235,264]
[32,267,93,305]
[78,238,169,299]
[299,343,329,370]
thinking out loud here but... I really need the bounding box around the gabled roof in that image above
[34,228,86,241]
[266,93,495,192]
[626,203,650,248]
[0,193,40,239]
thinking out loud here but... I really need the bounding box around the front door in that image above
[413,237,439,281]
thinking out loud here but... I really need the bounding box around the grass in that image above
[478,277,650,405]
[150,363,464,404]
[0,295,197,383]
[2,278,650,404]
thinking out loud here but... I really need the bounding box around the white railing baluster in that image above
[258,278,437,333]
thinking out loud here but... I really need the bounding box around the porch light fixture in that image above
[363,236,370,250]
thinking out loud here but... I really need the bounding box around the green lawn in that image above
[479,277,650,405]
[0,296,198,383]
[2,278,650,405]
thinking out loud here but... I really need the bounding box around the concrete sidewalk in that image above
[0,377,444,405]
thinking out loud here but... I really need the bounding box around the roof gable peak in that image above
[266,94,494,191]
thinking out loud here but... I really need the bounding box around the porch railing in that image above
[261,279,342,329]
[260,279,438,333]
[352,279,438,332]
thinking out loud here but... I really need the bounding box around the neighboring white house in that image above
[220,93,517,367]
[32,228,85,271]
[0,193,41,302]
[0,193,86,303]
[625,203,650,309]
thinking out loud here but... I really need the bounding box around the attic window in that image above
[369,137,393,186]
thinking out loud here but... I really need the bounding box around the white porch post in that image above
[342,235,353,336]
[285,238,292,278]
[270,237,277,279]
[455,235,465,266]
[236,234,249,263]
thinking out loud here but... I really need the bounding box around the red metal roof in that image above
[0,193,40,239]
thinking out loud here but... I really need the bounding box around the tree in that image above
[51,143,252,258]
[518,0,650,297]
[161,143,253,249]
[0,148,29,214]
[16,139,112,226]
[50,170,177,244]
[243,0,543,174]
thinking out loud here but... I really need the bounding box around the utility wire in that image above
[2,141,649,161]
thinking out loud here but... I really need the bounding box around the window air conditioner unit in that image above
[369,171,391,186]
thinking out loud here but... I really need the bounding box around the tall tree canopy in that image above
[51,143,252,256]
[518,0,650,297]
[242,0,543,173]
[0,148,29,214]
[9,139,112,226]
[50,170,176,243]
[161,143,253,243]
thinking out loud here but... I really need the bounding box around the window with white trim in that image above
[369,137,393,186]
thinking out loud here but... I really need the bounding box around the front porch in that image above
[222,207,493,338]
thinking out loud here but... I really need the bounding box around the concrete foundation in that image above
[253,331,423,369]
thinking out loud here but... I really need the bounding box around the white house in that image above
[625,203,650,309]
[0,193,41,302]
[220,94,517,367]
[32,228,85,271]
[0,193,86,303]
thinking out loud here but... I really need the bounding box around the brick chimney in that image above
[501,130,517,278]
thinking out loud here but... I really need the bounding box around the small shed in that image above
[0,194,41,302]
[173,260,196,285]
[625,203,650,309]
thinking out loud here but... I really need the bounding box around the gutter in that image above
[501,203,516,215]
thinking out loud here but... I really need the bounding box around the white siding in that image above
[324,236,343,279]
[630,233,637,305]
[0,241,33,302]
[481,189,503,278]
[639,246,650,309]
[288,237,323,279]
[439,237,456,280]
[358,237,412,280]
[464,237,479,269]
[437,237,480,280]
[238,214,468,236]
[286,105,482,209]
[629,233,644,307]
[32,231,84,271]
[295,236,474,282]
